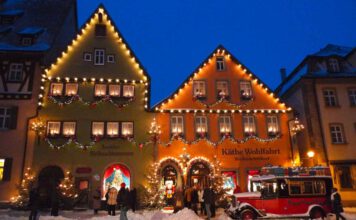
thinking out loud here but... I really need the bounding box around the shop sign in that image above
[221,147,281,161]
[76,167,92,174]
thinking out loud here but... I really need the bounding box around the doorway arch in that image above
[187,158,213,188]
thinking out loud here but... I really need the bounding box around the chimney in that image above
[280,68,287,81]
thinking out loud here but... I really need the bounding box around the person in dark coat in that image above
[211,189,216,217]
[129,188,137,212]
[92,187,101,214]
[174,187,184,213]
[203,186,213,220]
[331,188,346,220]
[28,185,40,220]
[191,185,199,214]
[117,183,129,220]
[50,186,59,216]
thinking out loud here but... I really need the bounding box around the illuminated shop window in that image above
[121,122,133,137]
[323,89,338,107]
[216,56,226,71]
[329,124,345,144]
[65,83,78,96]
[193,81,206,98]
[243,115,256,136]
[109,85,120,97]
[195,116,208,136]
[50,83,63,96]
[0,159,4,181]
[103,164,130,195]
[107,122,119,137]
[62,122,76,137]
[219,116,231,135]
[47,121,61,137]
[217,80,229,98]
[267,115,279,136]
[171,116,184,136]
[122,85,134,98]
[94,49,105,65]
[240,81,252,100]
[95,84,107,97]
[8,63,23,81]
[92,122,104,137]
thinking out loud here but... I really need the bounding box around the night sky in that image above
[77,0,356,105]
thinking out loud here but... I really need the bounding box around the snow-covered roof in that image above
[17,27,44,35]
[313,44,354,57]
[0,42,49,51]
[0,9,24,16]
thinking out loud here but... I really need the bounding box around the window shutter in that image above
[9,107,18,129]
[3,158,12,181]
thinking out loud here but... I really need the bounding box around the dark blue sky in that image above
[77,0,356,105]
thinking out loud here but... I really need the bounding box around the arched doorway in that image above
[103,163,130,195]
[188,162,211,188]
[37,166,64,208]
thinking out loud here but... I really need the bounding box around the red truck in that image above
[226,166,333,219]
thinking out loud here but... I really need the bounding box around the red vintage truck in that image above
[226,166,333,219]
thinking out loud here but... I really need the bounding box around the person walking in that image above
[117,183,129,220]
[197,186,205,215]
[184,186,192,208]
[203,186,213,220]
[129,187,137,212]
[50,186,59,216]
[28,185,40,220]
[211,188,216,217]
[174,187,183,213]
[106,187,118,216]
[331,188,346,220]
[92,187,101,215]
[191,185,199,214]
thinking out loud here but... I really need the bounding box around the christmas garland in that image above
[157,134,281,147]
[45,138,96,150]
[47,95,134,109]
[195,96,254,108]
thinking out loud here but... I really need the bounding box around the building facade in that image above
[0,0,77,203]
[276,44,356,205]
[154,46,293,193]
[24,6,153,207]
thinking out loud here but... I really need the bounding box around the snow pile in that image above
[165,208,201,220]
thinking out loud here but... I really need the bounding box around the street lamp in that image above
[307,150,315,158]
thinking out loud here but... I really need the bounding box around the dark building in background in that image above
[276,44,356,205]
[0,0,77,203]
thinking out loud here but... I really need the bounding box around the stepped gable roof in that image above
[0,0,76,52]
[153,44,287,111]
[275,44,356,96]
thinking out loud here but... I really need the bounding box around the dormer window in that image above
[17,27,44,46]
[240,81,253,100]
[21,37,33,46]
[193,81,206,99]
[328,58,340,73]
[7,63,23,82]
[216,56,226,71]
[0,9,24,25]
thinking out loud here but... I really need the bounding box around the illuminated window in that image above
[0,159,4,181]
[171,116,184,136]
[92,122,104,137]
[65,83,78,96]
[219,116,231,134]
[216,56,226,71]
[243,115,256,136]
[94,49,105,65]
[348,88,356,106]
[240,81,252,99]
[217,81,229,97]
[95,84,107,97]
[329,124,345,144]
[195,116,208,135]
[121,122,133,137]
[267,115,279,135]
[8,63,23,81]
[123,85,134,98]
[107,55,115,63]
[0,107,11,129]
[328,58,340,72]
[47,121,61,137]
[50,83,63,96]
[193,81,206,98]
[62,122,76,137]
[83,52,92,61]
[109,85,120,97]
[107,122,119,137]
[323,89,338,107]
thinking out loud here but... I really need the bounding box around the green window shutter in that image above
[9,106,18,129]
[3,158,13,181]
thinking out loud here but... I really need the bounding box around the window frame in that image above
[62,121,76,137]
[50,83,64,96]
[171,115,184,137]
[195,115,208,137]
[106,121,120,138]
[329,123,346,144]
[94,84,107,97]
[216,80,230,98]
[218,115,232,136]
[323,88,338,107]
[7,63,24,82]
[94,49,105,65]
[216,56,226,71]
[83,52,92,61]
[0,158,4,181]
[108,84,120,97]
[193,80,207,98]
[122,84,135,98]
[0,107,11,129]
[65,83,78,96]
[336,166,354,189]
[107,54,115,63]
[347,88,356,107]
[243,115,257,136]
[121,121,134,138]
[21,37,33,46]
[91,121,105,137]
[240,81,253,100]
[328,58,340,73]
[266,115,280,136]
[46,121,61,137]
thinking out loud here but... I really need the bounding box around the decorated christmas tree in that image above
[59,171,78,209]
[11,167,36,209]
[210,156,230,205]
[141,162,165,208]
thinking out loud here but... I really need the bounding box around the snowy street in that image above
[1,208,356,220]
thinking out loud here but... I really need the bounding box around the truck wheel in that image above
[310,207,325,220]
[240,209,256,220]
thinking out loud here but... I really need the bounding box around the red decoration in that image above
[139,143,144,149]
[90,103,97,108]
